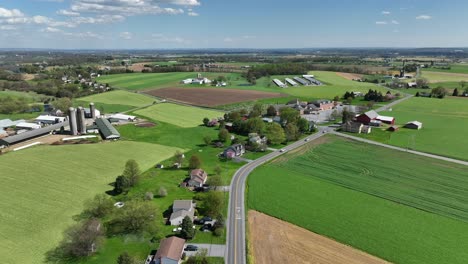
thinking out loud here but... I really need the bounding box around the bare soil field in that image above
[336,72,364,80]
[144,87,286,106]
[248,210,389,264]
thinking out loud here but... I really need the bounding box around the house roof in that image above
[0,119,25,128]
[170,209,190,220]
[376,115,395,122]
[154,236,185,262]
[35,115,66,122]
[190,169,207,183]
[95,118,120,139]
[362,110,379,119]
[173,200,193,211]
[16,122,41,129]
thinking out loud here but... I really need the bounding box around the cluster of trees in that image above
[243,63,308,84]
[431,87,448,98]
[363,89,385,102]
[0,79,104,98]
[113,160,141,195]
[0,96,30,114]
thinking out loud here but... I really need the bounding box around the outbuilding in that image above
[95,118,120,140]
[35,115,66,125]
[404,121,423,130]
[388,125,400,132]
[356,110,379,125]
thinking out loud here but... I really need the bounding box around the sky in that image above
[0,0,467,49]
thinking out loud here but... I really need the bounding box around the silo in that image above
[89,103,96,119]
[77,107,87,134]
[68,107,78,135]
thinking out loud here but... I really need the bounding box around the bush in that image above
[213,227,224,237]
[144,192,154,201]
[158,187,168,197]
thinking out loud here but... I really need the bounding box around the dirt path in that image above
[336,72,364,81]
[248,210,389,264]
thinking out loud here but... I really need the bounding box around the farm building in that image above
[15,122,41,130]
[188,169,208,187]
[0,121,69,148]
[35,115,66,125]
[222,144,245,158]
[309,100,334,111]
[0,119,25,129]
[109,113,137,122]
[169,200,195,226]
[273,79,287,88]
[293,77,309,86]
[388,125,400,132]
[303,76,322,85]
[0,129,7,138]
[95,118,120,140]
[404,121,423,130]
[356,110,379,125]
[151,236,185,264]
[84,103,100,119]
[181,73,212,85]
[407,82,418,88]
[376,115,395,125]
[341,121,364,134]
[285,78,298,86]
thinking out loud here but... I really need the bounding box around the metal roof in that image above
[0,119,25,128]
[95,118,120,139]
[0,121,69,146]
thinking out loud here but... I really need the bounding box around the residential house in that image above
[151,236,185,264]
[356,110,379,125]
[341,121,364,134]
[309,100,335,111]
[404,121,423,130]
[222,144,245,159]
[188,169,208,187]
[249,133,267,145]
[169,200,195,226]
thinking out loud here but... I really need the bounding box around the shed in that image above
[95,118,120,140]
[388,125,399,132]
[404,121,423,130]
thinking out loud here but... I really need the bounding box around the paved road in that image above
[375,94,413,112]
[225,127,330,264]
[332,131,468,166]
[184,243,225,257]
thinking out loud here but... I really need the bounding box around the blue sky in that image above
[0,0,466,49]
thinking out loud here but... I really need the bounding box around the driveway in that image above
[184,243,226,257]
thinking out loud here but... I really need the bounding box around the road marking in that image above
[236,207,242,219]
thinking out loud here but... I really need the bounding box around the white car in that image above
[305,138,310,142]
[279,149,286,152]
[114,202,125,208]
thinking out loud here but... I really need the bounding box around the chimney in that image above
[89,103,96,119]
[68,107,78,136]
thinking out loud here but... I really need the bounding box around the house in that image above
[356,110,379,125]
[388,125,399,132]
[169,200,195,226]
[152,236,185,264]
[249,133,267,145]
[376,115,395,125]
[188,169,208,187]
[35,115,66,125]
[309,100,334,111]
[341,121,363,134]
[222,144,246,158]
[404,121,423,130]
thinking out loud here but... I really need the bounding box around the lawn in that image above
[248,136,468,264]
[357,97,468,160]
[0,141,183,264]
[134,103,223,128]
[77,90,156,108]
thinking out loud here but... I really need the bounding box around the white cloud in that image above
[382,11,390,15]
[70,0,189,16]
[41,27,62,33]
[0,7,24,18]
[150,33,187,43]
[376,21,388,25]
[57,9,80,16]
[120,31,132,40]
[187,9,199,16]
[0,25,16,30]
[416,15,432,20]
[391,20,399,25]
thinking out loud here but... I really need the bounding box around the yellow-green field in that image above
[78,90,156,107]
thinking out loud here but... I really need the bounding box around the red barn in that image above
[356,110,379,125]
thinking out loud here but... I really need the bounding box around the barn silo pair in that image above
[68,103,97,136]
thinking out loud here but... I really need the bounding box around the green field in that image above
[423,64,468,74]
[78,90,156,109]
[358,97,468,160]
[422,70,468,83]
[248,136,468,264]
[0,90,48,102]
[0,141,182,264]
[134,103,223,128]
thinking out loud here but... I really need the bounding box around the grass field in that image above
[248,136,468,264]
[0,141,182,264]
[0,90,47,102]
[78,90,156,108]
[358,97,468,160]
[134,103,223,128]
[423,64,468,74]
[421,70,468,83]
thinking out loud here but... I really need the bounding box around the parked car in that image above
[198,216,213,224]
[279,149,286,152]
[200,223,213,232]
[185,245,198,251]
[305,138,310,142]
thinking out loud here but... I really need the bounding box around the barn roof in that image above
[0,121,69,146]
[362,110,379,119]
[95,118,120,139]
[376,115,395,122]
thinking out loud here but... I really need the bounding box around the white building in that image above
[109,113,137,122]
[35,115,66,125]
[16,122,41,130]
[169,200,195,226]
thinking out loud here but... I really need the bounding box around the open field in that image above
[422,70,468,83]
[423,64,468,74]
[248,136,468,264]
[335,72,364,80]
[145,87,286,107]
[0,90,47,102]
[134,103,222,128]
[359,97,468,160]
[0,141,182,264]
[78,90,156,108]
[248,210,388,264]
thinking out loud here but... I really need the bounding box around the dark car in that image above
[200,223,213,232]
[198,216,212,224]
[184,245,198,251]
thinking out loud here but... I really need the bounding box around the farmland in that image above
[248,136,468,264]
[0,141,182,264]
[423,64,468,74]
[76,90,156,113]
[358,97,468,160]
[421,70,468,83]
[134,103,223,128]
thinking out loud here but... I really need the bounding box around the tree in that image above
[158,187,168,197]
[460,80,466,90]
[415,78,428,88]
[188,155,202,170]
[346,97,353,105]
[202,117,209,126]
[279,107,299,124]
[265,123,286,145]
[431,87,447,99]
[58,219,104,258]
[285,123,299,142]
[333,95,340,102]
[84,194,114,218]
[113,175,130,195]
[52,97,73,113]
[415,92,420,97]
[117,252,139,264]
[214,165,222,176]
[185,249,209,264]
[342,108,355,123]
[108,201,157,234]
[173,151,184,165]
[203,136,211,146]
[266,105,277,117]
[180,216,196,239]
[218,128,229,142]
[202,191,224,217]
[207,175,223,188]
[245,117,265,134]
[453,88,459,96]
[249,103,263,118]
[297,118,309,133]
[122,160,140,187]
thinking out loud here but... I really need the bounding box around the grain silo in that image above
[89,103,96,119]
[68,107,78,136]
[77,107,87,134]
